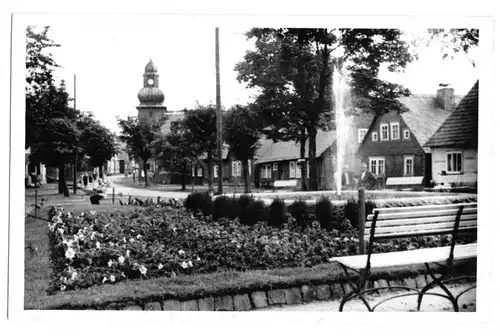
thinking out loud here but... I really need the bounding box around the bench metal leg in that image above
[417,263,460,312]
[337,264,373,312]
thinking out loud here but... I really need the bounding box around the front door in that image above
[424,153,432,187]
[119,160,125,174]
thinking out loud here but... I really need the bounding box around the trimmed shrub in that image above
[185,191,213,216]
[268,198,287,228]
[247,199,269,225]
[289,199,310,228]
[315,196,338,230]
[213,196,237,220]
[343,197,376,229]
[237,194,256,225]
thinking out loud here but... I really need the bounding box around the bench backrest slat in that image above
[364,202,477,241]
[366,207,477,221]
[366,213,477,228]
[372,202,476,214]
[365,219,477,237]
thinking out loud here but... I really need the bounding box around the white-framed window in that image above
[232,160,242,177]
[446,152,463,173]
[369,157,385,176]
[289,161,296,178]
[380,124,389,141]
[261,164,272,179]
[272,162,278,171]
[403,129,411,140]
[390,122,400,140]
[404,156,414,176]
[197,167,203,177]
[372,131,378,141]
[213,165,218,178]
[358,128,368,143]
[296,161,302,178]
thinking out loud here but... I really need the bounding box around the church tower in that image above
[137,59,167,123]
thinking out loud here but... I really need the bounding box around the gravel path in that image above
[106,175,190,199]
[256,282,476,312]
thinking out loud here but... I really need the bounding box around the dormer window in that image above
[403,129,411,140]
[372,131,378,141]
[390,122,400,140]
[380,124,389,141]
[358,128,368,143]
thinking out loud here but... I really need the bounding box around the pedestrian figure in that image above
[83,173,88,188]
[132,169,136,183]
[88,172,93,184]
[358,161,378,190]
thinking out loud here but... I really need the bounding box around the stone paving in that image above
[257,282,476,312]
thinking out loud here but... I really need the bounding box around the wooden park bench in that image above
[273,180,298,189]
[329,202,478,312]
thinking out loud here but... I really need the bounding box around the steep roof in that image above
[397,94,462,149]
[425,81,479,148]
[254,113,374,164]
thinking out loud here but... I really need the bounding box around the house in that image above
[358,85,463,188]
[425,81,478,189]
[253,114,373,189]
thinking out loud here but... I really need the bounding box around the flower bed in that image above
[46,199,476,294]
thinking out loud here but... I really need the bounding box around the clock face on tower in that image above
[147,78,154,86]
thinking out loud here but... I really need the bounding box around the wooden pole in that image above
[112,187,115,204]
[34,190,38,218]
[358,187,366,255]
[215,27,223,195]
[73,74,77,194]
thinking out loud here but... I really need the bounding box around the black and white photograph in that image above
[3,2,498,333]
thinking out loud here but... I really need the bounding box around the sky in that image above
[33,15,479,134]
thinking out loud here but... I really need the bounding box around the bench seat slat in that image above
[366,213,477,228]
[364,224,477,240]
[365,219,477,236]
[367,207,477,221]
[329,243,477,270]
[373,203,477,214]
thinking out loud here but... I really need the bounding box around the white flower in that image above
[109,242,114,247]
[178,249,185,256]
[102,277,107,283]
[196,256,201,262]
[158,263,164,270]
[57,228,64,236]
[172,227,177,233]
[65,248,76,260]
[123,237,127,243]
[60,285,66,291]
[139,265,147,275]
[110,275,116,282]
[129,238,135,243]
[136,234,142,239]
[71,271,78,280]
[90,211,96,216]
[67,212,72,218]
[181,261,188,269]
[108,260,113,267]
[118,256,125,264]
[187,260,193,267]
[126,250,130,257]
[90,232,96,240]
[171,271,177,278]
[96,242,101,249]
[81,212,85,217]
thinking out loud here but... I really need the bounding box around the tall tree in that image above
[236,28,413,190]
[26,26,60,149]
[182,105,218,193]
[153,119,199,191]
[117,116,161,186]
[79,114,118,178]
[223,104,261,193]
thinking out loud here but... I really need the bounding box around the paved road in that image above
[106,175,190,199]
[256,282,476,312]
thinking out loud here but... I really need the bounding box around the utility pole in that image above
[73,73,77,194]
[215,27,223,195]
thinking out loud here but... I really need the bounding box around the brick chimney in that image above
[436,83,455,112]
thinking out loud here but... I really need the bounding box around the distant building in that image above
[358,85,463,188]
[425,81,478,188]
[253,114,373,189]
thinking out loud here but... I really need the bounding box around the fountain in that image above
[332,64,350,196]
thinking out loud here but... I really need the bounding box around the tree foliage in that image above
[181,105,218,192]
[427,29,479,66]
[223,104,262,193]
[117,116,161,186]
[236,28,414,190]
